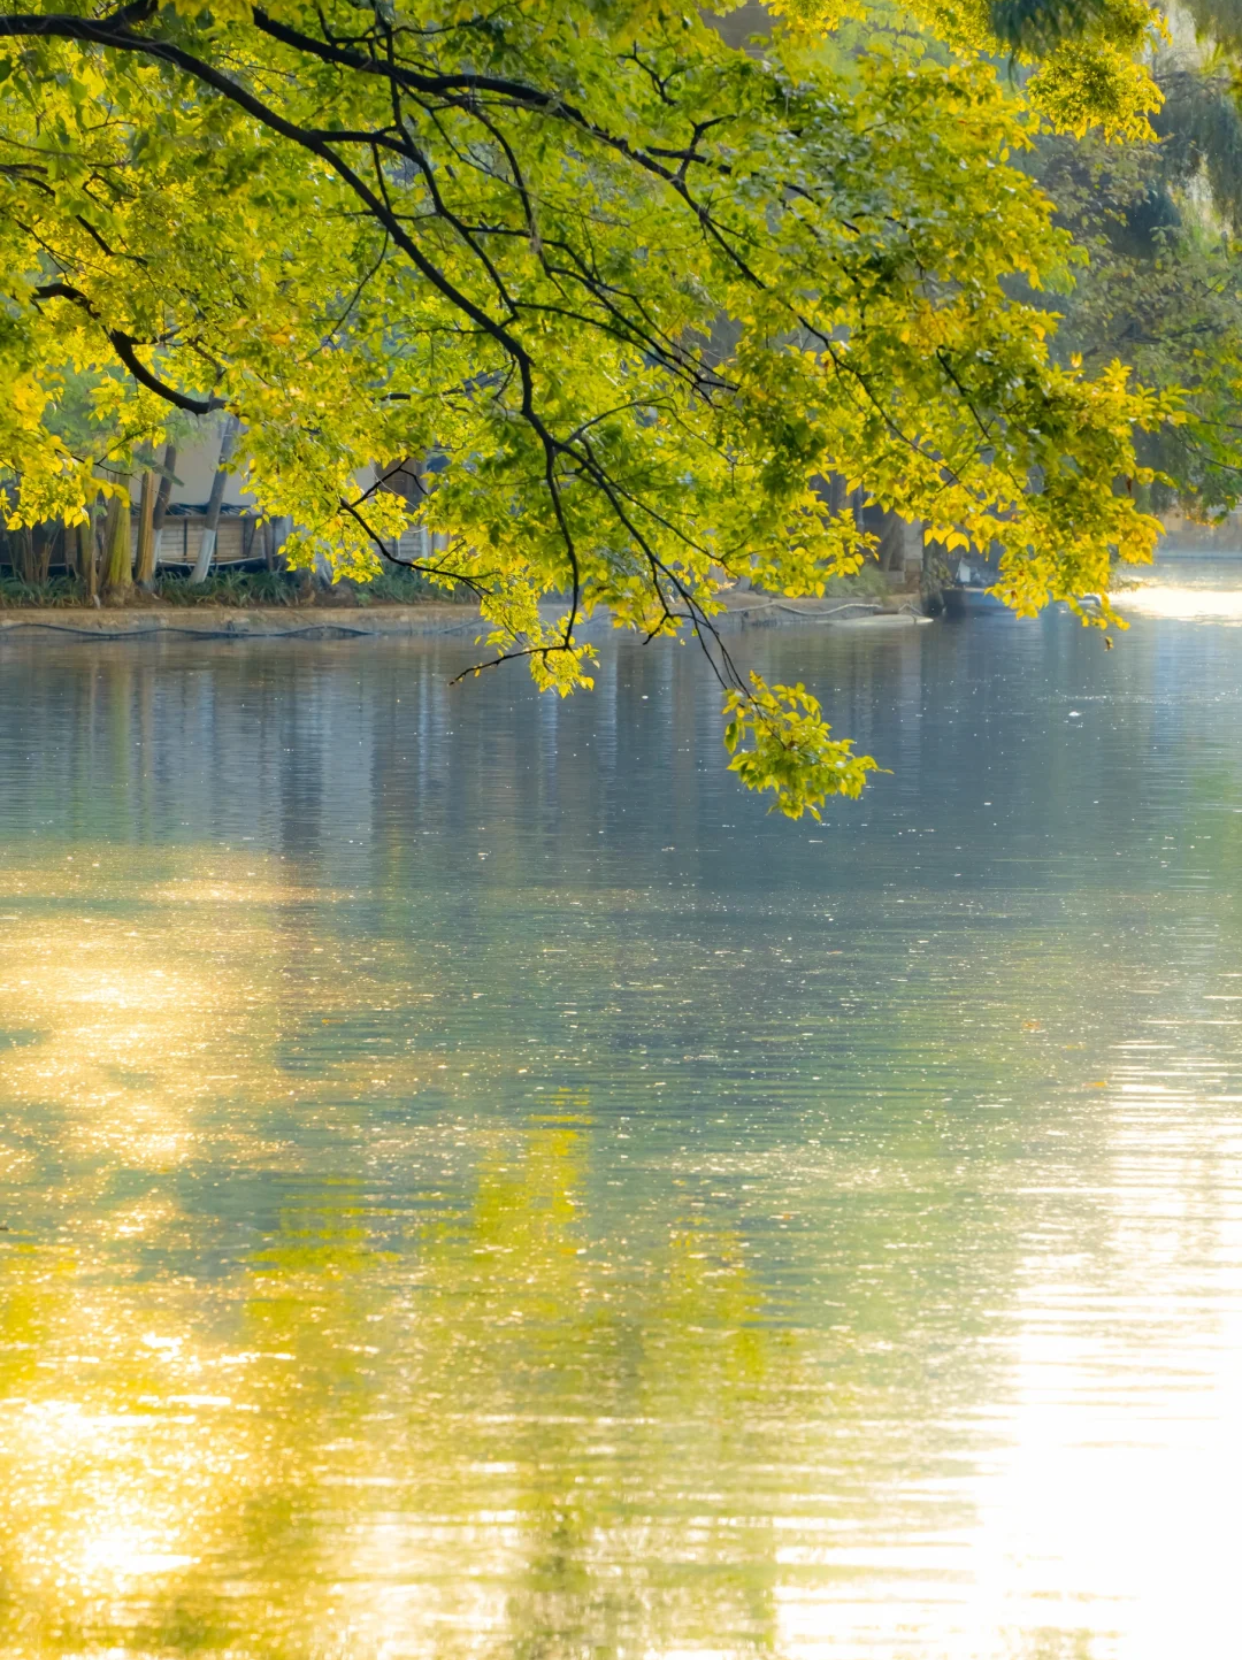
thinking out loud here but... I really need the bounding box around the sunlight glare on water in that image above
[1116,555,1242,621]
[2,583,1242,1656]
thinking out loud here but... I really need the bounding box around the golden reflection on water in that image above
[0,856,816,1654]
[3,773,1242,1650]
[0,853,433,1172]
[1114,563,1242,622]
[0,851,411,1653]
[1115,585,1242,621]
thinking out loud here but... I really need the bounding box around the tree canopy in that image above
[0,0,1185,813]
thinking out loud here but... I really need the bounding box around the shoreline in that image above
[0,603,485,640]
[0,595,931,641]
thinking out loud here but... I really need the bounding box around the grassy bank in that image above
[0,562,904,614]
[0,566,470,610]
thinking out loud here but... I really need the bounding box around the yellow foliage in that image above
[0,0,1177,812]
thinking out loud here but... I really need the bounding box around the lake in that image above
[1,588,1240,1657]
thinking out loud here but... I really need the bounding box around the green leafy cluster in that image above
[1030,58,1242,517]
[724,676,880,818]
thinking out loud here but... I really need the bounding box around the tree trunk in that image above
[153,442,177,530]
[12,525,36,585]
[877,509,905,575]
[921,532,947,616]
[265,514,293,571]
[101,491,133,600]
[11,522,54,586]
[189,415,240,584]
[152,441,177,573]
[79,503,100,602]
[38,523,54,585]
[134,470,157,589]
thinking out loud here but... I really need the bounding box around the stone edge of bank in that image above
[0,604,486,640]
[0,598,928,641]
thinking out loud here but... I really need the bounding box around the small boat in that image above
[944,562,1008,617]
[944,583,1009,617]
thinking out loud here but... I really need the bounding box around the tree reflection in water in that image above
[0,869,807,1654]
[4,625,1242,1654]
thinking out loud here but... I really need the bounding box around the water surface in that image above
[1,597,1240,1657]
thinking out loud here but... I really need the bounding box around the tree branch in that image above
[31,280,224,413]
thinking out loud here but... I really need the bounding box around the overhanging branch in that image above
[32,280,225,414]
